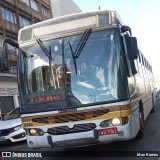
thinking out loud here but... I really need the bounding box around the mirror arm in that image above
[121,25,132,36]
[2,38,19,48]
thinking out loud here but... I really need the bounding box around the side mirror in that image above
[1,38,19,71]
[123,34,138,76]
[125,36,138,60]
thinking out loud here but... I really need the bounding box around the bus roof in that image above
[18,10,121,44]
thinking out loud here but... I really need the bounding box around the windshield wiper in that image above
[36,38,54,61]
[69,42,78,74]
[69,28,92,74]
[75,28,92,58]
[36,38,57,89]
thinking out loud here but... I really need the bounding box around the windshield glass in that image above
[64,29,128,106]
[19,39,66,112]
[19,29,128,112]
[5,108,20,120]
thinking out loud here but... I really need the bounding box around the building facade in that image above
[51,0,81,18]
[0,0,52,116]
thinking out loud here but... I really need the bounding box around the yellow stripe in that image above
[22,110,133,128]
[121,110,132,117]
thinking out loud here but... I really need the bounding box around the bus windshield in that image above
[19,29,128,113]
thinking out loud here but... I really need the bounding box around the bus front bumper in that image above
[26,123,132,148]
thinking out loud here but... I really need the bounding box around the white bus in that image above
[1,10,156,149]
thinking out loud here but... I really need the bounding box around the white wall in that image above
[0,81,18,88]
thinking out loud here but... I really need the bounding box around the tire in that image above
[135,109,144,139]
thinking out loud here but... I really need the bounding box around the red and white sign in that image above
[98,127,118,136]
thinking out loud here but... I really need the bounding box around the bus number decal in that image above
[23,122,33,128]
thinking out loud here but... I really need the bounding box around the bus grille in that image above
[32,108,109,124]
[48,123,96,135]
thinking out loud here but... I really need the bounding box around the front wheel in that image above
[135,110,144,139]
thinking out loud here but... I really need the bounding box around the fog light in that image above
[118,131,124,137]
[37,129,44,136]
[29,141,34,146]
[22,133,25,137]
[112,118,121,126]
[100,119,111,127]
[29,128,37,136]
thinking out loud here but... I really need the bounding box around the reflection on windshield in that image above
[36,38,57,89]
[19,39,66,112]
[64,29,128,106]
[69,28,92,74]
[19,29,128,112]
[22,39,63,94]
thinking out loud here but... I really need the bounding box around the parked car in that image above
[0,107,26,143]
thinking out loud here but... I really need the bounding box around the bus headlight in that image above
[28,128,44,136]
[29,128,37,136]
[112,118,121,126]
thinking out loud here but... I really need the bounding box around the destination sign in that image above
[28,95,60,103]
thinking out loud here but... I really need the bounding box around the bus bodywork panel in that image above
[22,101,140,148]
[14,9,155,149]
[25,116,135,148]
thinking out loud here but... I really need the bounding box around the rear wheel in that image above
[135,109,144,139]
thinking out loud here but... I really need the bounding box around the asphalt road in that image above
[1,95,160,160]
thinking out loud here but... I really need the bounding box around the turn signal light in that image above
[122,117,129,125]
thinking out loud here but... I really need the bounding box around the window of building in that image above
[30,0,39,11]
[1,8,16,24]
[19,16,30,28]
[34,18,40,23]
[6,0,12,3]
[19,0,30,6]
[42,6,49,17]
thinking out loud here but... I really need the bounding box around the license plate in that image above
[0,137,6,142]
[98,127,118,136]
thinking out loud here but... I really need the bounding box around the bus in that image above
[1,10,156,149]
